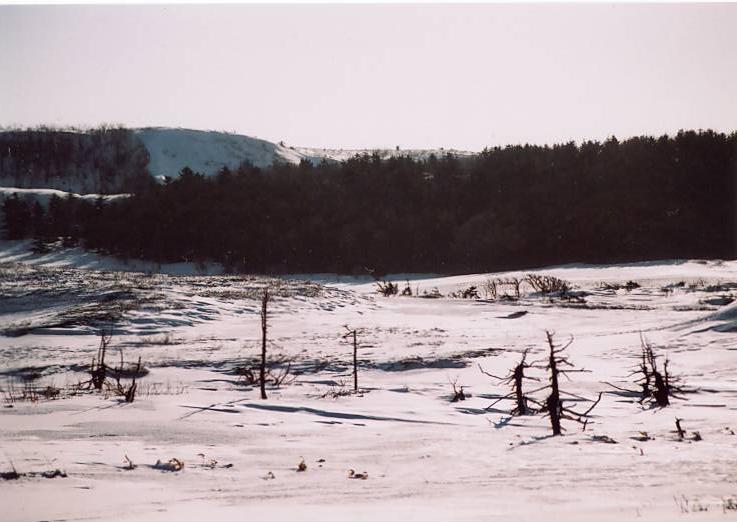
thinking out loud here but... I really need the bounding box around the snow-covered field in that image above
[1,244,737,521]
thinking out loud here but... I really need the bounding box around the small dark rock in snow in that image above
[499,311,528,319]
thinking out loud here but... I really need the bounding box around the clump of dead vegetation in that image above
[448,377,467,402]
[604,334,687,409]
[599,280,640,291]
[420,287,443,299]
[525,274,571,295]
[482,277,523,300]
[1,459,67,481]
[448,286,480,299]
[376,280,399,296]
[632,335,685,407]
[1,379,68,404]
[77,326,148,403]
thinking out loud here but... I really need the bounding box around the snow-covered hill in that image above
[135,127,476,179]
[134,127,305,178]
[0,127,477,192]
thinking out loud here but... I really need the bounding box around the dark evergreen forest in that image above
[3,129,736,275]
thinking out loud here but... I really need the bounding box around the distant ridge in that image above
[135,127,476,179]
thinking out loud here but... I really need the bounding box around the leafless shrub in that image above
[236,361,296,388]
[376,281,399,296]
[76,327,146,403]
[499,277,523,298]
[420,287,443,299]
[449,285,479,299]
[483,278,498,299]
[525,274,571,295]
[138,381,187,396]
[448,377,466,402]
[2,378,84,404]
[140,333,177,345]
[634,335,685,408]
[321,379,353,398]
[90,326,113,391]
[600,281,640,291]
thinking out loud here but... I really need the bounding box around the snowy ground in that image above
[1,245,737,521]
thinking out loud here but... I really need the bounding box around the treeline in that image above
[0,126,150,194]
[3,130,736,274]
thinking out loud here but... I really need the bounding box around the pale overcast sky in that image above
[1,4,736,150]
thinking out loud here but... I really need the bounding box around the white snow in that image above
[134,127,476,178]
[1,242,736,521]
[0,187,130,206]
[135,127,294,176]
[0,240,223,275]
[294,146,477,164]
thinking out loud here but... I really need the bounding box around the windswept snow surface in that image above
[0,240,223,275]
[1,246,737,521]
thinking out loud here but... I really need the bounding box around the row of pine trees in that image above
[2,129,736,274]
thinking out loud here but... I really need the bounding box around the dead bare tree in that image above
[502,277,522,299]
[90,326,113,390]
[629,334,685,408]
[343,326,362,392]
[260,288,269,400]
[533,331,602,435]
[112,351,141,403]
[483,278,498,299]
[77,325,113,391]
[78,325,146,402]
[480,349,539,415]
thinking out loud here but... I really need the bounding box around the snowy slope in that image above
[135,128,476,178]
[135,127,300,176]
